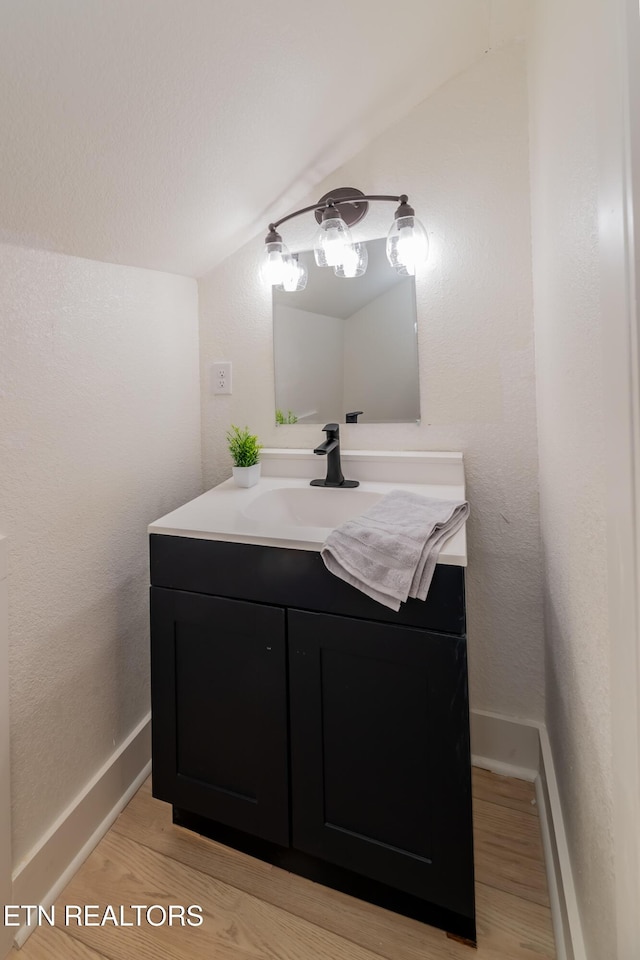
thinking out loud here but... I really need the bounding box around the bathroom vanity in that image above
[149,450,475,943]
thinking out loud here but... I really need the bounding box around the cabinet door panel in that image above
[151,587,289,846]
[288,609,474,919]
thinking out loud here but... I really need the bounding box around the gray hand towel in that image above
[320,490,469,611]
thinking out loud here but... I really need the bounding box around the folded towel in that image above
[320,490,469,611]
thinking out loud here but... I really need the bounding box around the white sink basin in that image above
[241,486,383,528]
[148,450,467,564]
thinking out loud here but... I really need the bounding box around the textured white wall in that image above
[199,44,544,721]
[0,244,202,864]
[528,1,615,956]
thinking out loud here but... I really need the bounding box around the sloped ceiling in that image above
[0,0,527,277]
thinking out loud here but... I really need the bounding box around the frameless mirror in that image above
[273,238,420,424]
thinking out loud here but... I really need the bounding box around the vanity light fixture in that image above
[314,201,353,269]
[281,253,308,292]
[334,241,368,279]
[262,187,428,291]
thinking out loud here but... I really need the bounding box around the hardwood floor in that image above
[13,768,556,959]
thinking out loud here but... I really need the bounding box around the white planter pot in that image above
[232,463,261,488]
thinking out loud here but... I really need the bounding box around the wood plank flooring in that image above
[13,768,556,959]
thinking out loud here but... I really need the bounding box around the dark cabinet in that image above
[150,587,289,846]
[288,609,474,918]
[150,534,475,943]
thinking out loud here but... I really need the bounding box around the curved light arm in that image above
[267,193,410,235]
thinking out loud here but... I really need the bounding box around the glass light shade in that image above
[281,254,308,292]
[386,215,429,276]
[334,242,368,278]
[314,216,352,268]
[262,240,291,286]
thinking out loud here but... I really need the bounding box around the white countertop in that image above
[149,450,468,565]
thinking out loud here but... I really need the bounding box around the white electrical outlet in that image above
[211,361,232,395]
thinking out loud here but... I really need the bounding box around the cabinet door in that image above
[288,609,474,920]
[151,587,289,846]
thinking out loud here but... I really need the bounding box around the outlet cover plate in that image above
[211,361,232,395]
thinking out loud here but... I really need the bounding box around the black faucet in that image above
[311,423,359,488]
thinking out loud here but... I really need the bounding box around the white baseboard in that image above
[470,708,541,780]
[536,725,587,960]
[470,709,585,960]
[11,713,151,949]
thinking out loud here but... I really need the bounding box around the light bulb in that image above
[314,212,352,268]
[334,242,368,279]
[281,254,308,292]
[262,239,290,286]
[386,215,429,276]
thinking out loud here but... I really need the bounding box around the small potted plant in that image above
[226,424,262,488]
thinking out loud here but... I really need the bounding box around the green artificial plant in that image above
[226,425,262,467]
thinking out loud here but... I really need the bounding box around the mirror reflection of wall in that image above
[273,238,420,424]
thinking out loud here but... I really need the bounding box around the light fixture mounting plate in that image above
[314,187,369,227]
